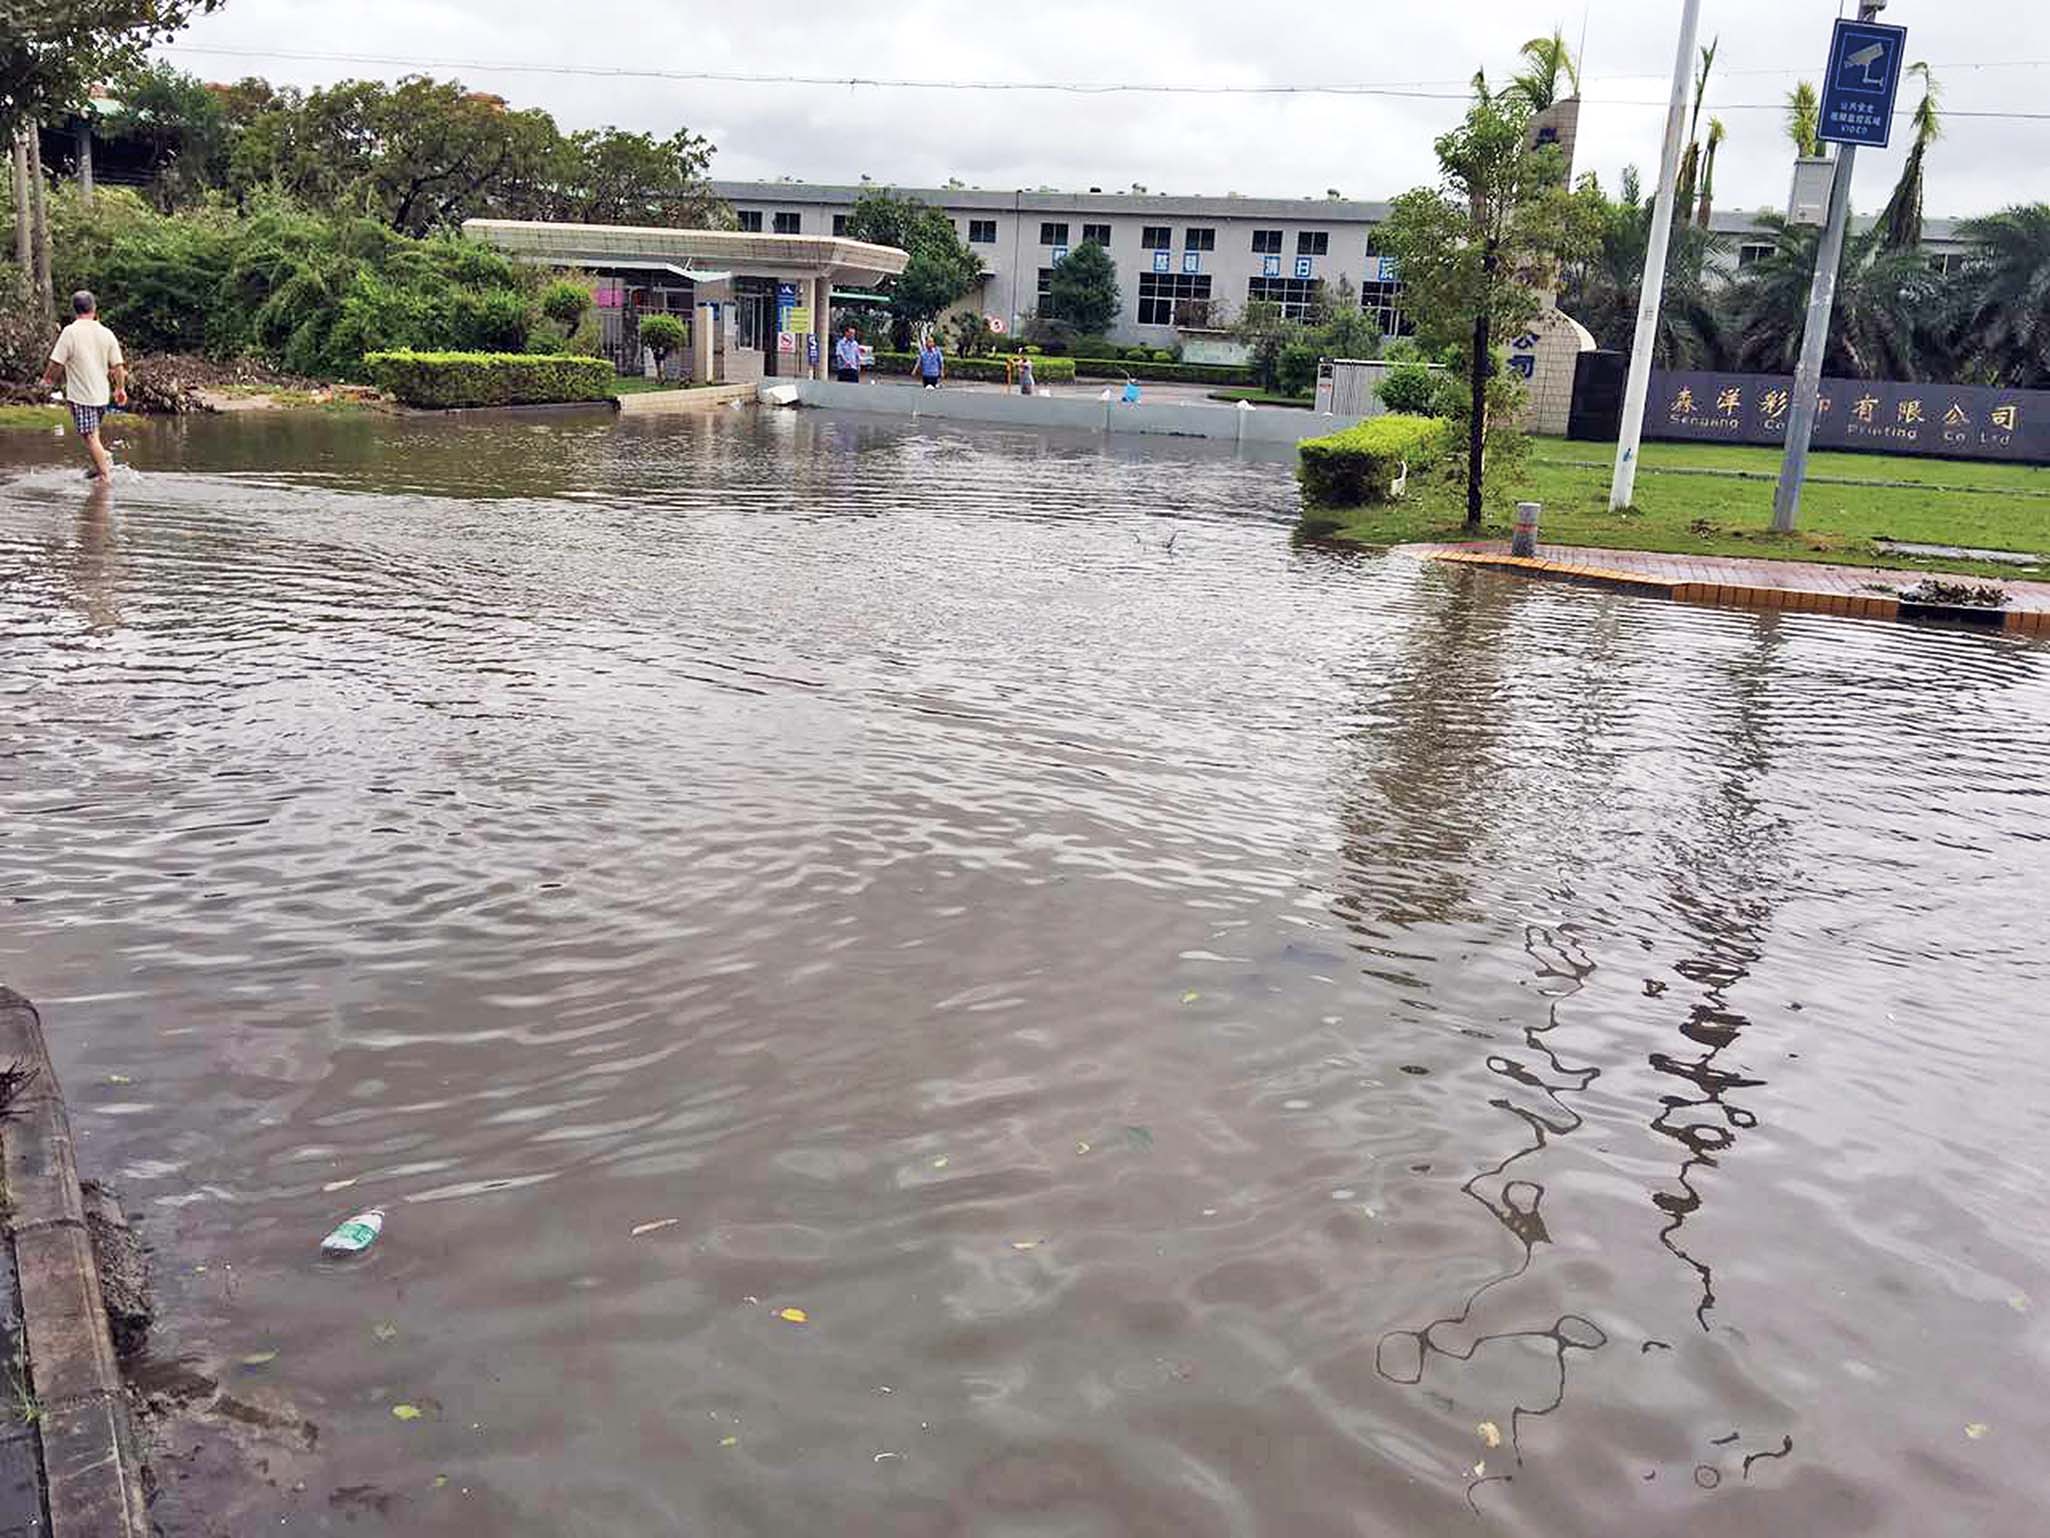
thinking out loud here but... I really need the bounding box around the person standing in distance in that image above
[43,291,128,481]
[834,325,863,384]
[916,334,944,390]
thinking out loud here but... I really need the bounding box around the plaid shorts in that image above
[68,402,106,437]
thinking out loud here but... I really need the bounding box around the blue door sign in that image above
[1050,245,1069,264]
[1261,254,1281,278]
[1152,250,1171,273]
[1294,256,1314,280]
[1819,18,1907,148]
[1181,250,1200,275]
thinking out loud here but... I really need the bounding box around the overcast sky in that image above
[160,0,2050,219]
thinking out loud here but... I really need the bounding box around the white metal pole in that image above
[1774,0,1888,533]
[1610,0,1704,511]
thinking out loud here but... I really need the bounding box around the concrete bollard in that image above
[1512,501,1541,558]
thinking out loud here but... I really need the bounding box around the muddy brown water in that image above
[3,410,2049,1536]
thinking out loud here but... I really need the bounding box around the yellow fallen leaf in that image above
[1472,1460,1486,1477]
[1477,1421,1501,1448]
[2008,1292,2031,1313]
[931,1156,949,1169]
[630,1218,680,1238]
[1010,1239,1040,1251]
[392,1404,423,1421]
[107,1074,132,1085]
[777,1307,808,1324]
[1075,1140,1091,1154]
[1965,1423,1990,1440]
[372,1321,399,1343]
[240,1349,278,1367]
[719,1435,738,1447]
[1181,991,1201,1004]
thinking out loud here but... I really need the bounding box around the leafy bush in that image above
[1297,415,1452,508]
[639,312,687,364]
[541,280,591,331]
[1073,358,1254,386]
[0,269,49,385]
[1375,362,1443,416]
[1275,340,1323,398]
[366,350,616,408]
[870,351,1077,382]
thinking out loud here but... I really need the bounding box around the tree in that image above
[364,78,560,235]
[543,128,722,227]
[638,311,685,373]
[1950,205,2050,388]
[1508,29,1580,112]
[1786,83,1821,159]
[1045,240,1119,334]
[540,279,589,336]
[2,1,223,143]
[1376,87,1600,528]
[1672,39,1720,225]
[1694,118,1726,228]
[1560,172,1726,368]
[1876,64,1941,253]
[102,61,229,210]
[843,188,982,346]
[1724,214,1946,381]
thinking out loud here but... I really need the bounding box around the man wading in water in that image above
[42,291,128,481]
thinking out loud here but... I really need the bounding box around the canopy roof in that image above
[463,220,908,285]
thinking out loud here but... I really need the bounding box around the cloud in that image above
[164,0,2050,216]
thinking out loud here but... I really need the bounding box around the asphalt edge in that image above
[0,987,150,1538]
[1413,548,2049,634]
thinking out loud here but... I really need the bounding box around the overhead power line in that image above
[154,43,2050,123]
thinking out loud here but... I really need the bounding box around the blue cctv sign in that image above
[1819,18,1907,148]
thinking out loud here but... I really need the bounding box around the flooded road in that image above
[3,410,2049,1536]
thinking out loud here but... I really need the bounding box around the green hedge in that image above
[871,351,1077,383]
[366,350,617,408]
[1297,415,1452,509]
[1074,358,1254,386]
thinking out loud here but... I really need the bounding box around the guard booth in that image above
[463,220,909,385]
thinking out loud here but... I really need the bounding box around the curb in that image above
[1415,549,2050,635]
[0,988,149,1538]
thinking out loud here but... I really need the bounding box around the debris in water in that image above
[719,1435,739,1447]
[1181,991,1201,1004]
[240,1349,279,1367]
[1966,1423,1991,1440]
[1010,1239,1041,1251]
[2008,1292,2031,1313]
[372,1321,400,1343]
[630,1219,680,1238]
[392,1404,423,1422]
[777,1307,809,1324]
[320,1208,385,1257]
[1477,1422,1501,1448]
[1075,1140,1091,1155]
[433,1475,448,1489]
[873,1451,902,1463]
[931,1156,949,1170]
[107,1074,132,1085]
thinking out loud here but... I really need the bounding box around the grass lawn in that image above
[0,405,68,430]
[1314,436,2050,580]
[1208,387,1313,409]
[611,376,696,395]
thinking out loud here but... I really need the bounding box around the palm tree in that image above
[1673,39,1721,222]
[1725,213,1948,380]
[1786,83,1821,158]
[1877,64,1941,252]
[1560,173,1728,368]
[1695,118,1727,228]
[1508,29,1581,112]
[1950,205,2050,387]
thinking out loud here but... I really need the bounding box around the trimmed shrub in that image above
[1297,415,1452,509]
[367,350,616,408]
[871,351,1077,382]
[541,280,591,331]
[1073,358,1255,386]
[638,312,687,366]
[1376,362,1443,416]
[1071,336,1118,359]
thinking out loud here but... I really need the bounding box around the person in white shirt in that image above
[42,291,128,481]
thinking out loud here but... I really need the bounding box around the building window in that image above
[1928,251,1966,277]
[773,211,802,235]
[832,213,848,237]
[1297,230,1329,256]
[1184,227,1215,252]
[968,219,997,244]
[1738,241,1774,269]
[1137,271,1213,327]
[736,210,763,232]
[1142,225,1171,251]
[1039,221,1069,246]
[1251,229,1283,254]
[1037,268,1055,310]
[1081,223,1112,247]
[1246,276,1324,321]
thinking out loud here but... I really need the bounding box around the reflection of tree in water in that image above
[1376,924,1608,1507]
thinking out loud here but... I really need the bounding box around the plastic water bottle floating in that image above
[320,1208,385,1257]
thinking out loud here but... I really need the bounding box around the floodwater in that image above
[3,409,2049,1537]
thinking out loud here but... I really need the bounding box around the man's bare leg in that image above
[83,425,112,480]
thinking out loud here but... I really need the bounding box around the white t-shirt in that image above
[49,318,125,407]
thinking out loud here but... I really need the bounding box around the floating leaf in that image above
[873,1451,902,1463]
[2008,1292,2031,1314]
[432,1475,448,1489]
[372,1321,400,1343]
[1075,1140,1091,1155]
[392,1404,423,1421]
[930,1156,949,1169]
[1477,1421,1501,1448]
[630,1218,680,1238]
[106,1074,132,1085]
[1181,991,1201,1005]
[777,1307,808,1324]
[1010,1239,1041,1251]
[1965,1423,1990,1440]
[240,1349,278,1367]
[1472,1460,1487,1477]
[719,1435,738,1447]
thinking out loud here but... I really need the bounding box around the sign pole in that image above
[1609,0,1704,511]
[1773,0,1896,532]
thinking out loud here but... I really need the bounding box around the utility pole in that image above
[1609,0,1703,510]
[1773,0,1890,533]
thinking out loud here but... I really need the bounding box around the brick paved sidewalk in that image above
[1402,542,2050,635]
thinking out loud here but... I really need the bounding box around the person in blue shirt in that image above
[917,337,944,389]
[834,327,863,383]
